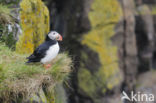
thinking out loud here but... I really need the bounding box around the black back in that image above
[26,35,57,63]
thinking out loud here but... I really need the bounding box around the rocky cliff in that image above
[1,0,156,103]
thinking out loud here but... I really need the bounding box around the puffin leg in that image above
[43,64,51,69]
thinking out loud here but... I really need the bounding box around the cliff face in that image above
[1,0,156,103]
[44,0,156,103]
[78,0,123,102]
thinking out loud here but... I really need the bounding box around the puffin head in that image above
[47,31,62,41]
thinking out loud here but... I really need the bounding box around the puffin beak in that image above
[57,34,63,41]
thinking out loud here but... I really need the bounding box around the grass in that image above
[0,44,72,102]
[0,4,10,14]
[0,4,14,24]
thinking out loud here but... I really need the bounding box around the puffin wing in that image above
[26,42,52,63]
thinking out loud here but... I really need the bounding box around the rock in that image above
[135,4,155,73]
[16,0,50,54]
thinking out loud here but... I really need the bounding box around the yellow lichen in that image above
[79,0,123,97]
[16,0,49,54]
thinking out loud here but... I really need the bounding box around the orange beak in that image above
[57,34,63,41]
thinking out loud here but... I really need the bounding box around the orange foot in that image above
[43,64,51,69]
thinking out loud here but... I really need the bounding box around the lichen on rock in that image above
[78,0,123,99]
[16,0,50,54]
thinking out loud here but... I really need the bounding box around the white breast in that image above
[41,42,60,64]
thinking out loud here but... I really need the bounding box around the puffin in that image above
[26,31,62,69]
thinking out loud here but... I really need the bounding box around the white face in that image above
[48,31,60,40]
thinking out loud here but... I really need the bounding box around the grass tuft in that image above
[0,44,72,102]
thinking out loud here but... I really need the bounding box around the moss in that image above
[16,0,50,54]
[79,0,123,98]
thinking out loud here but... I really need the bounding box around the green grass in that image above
[0,4,10,14]
[0,44,72,102]
[0,4,14,24]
